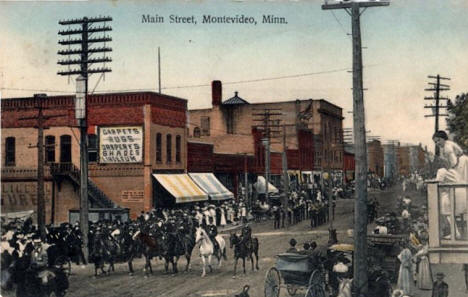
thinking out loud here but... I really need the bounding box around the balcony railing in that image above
[426,181,468,263]
[49,162,115,208]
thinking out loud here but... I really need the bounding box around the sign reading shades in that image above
[99,126,143,163]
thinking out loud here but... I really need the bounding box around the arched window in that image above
[156,133,162,163]
[176,135,181,163]
[5,137,15,166]
[45,136,55,163]
[60,135,72,163]
[193,127,201,138]
[166,134,172,163]
[88,134,98,162]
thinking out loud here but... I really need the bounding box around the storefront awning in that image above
[189,173,234,201]
[153,174,208,203]
[254,176,279,194]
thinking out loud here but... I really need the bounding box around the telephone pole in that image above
[58,16,112,261]
[253,109,282,204]
[424,74,450,156]
[322,1,389,296]
[19,94,67,240]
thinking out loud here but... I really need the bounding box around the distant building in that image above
[188,80,344,189]
[367,140,384,177]
[343,143,355,182]
[383,142,398,180]
[398,145,411,176]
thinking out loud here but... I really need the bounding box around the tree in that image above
[446,93,468,152]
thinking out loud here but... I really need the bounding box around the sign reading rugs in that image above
[99,126,143,163]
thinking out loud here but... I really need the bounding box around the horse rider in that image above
[206,222,220,256]
[240,224,253,249]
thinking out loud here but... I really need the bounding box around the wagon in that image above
[264,253,326,297]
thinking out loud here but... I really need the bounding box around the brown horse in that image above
[229,233,259,276]
[132,230,167,277]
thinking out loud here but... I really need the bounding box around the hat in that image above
[436,272,445,277]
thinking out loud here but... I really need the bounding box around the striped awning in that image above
[189,173,234,201]
[153,174,208,203]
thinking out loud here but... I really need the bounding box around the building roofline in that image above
[318,99,343,110]
[2,91,187,110]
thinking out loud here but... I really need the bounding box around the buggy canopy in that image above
[188,173,234,201]
[153,174,208,203]
[254,176,279,194]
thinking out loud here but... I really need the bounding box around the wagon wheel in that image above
[264,267,281,297]
[308,269,324,287]
[287,284,298,296]
[305,284,326,297]
[54,255,71,276]
[305,270,326,297]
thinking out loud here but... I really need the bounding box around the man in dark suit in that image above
[432,272,448,297]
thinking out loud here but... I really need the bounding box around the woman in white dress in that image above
[433,131,468,239]
[414,239,433,290]
[220,204,227,226]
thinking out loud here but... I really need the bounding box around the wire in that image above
[330,11,350,38]
[2,65,361,95]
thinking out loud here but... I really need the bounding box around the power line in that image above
[2,64,382,95]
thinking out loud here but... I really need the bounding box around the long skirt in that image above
[417,256,433,290]
[397,266,412,295]
[220,210,227,226]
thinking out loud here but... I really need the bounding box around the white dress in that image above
[436,140,468,215]
[220,208,227,226]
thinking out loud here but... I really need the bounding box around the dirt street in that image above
[54,189,399,297]
[10,187,462,297]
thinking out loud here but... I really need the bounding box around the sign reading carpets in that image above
[121,190,144,203]
[99,126,143,163]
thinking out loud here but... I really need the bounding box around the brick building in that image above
[367,140,384,177]
[1,92,188,222]
[398,145,411,176]
[188,81,344,190]
[383,142,398,181]
[343,144,355,182]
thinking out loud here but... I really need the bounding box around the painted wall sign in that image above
[99,126,143,163]
[1,182,52,210]
[121,190,144,203]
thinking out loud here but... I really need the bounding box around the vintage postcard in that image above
[1,0,467,297]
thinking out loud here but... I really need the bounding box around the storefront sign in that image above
[121,190,144,203]
[99,126,143,163]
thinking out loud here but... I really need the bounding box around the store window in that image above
[156,133,162,162]
[5,137,15,166]
[60,135,72,163]
[193,127,201,138]
[201,117,210,136]
[176,135,181,163]
[88,134,98,162]
[166,134,172,163]
[45,136,55,163]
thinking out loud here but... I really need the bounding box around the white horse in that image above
[195,227,226,277]
[337,278,352,297]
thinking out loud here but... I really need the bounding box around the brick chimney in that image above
[212,80,222,106]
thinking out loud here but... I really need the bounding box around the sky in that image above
[1,0,467,152]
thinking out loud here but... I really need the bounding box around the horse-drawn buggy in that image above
[367,234,405,283]
[264,252,327,297]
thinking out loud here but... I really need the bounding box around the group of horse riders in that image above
[0,201,258,295]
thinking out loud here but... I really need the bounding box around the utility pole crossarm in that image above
[57,15,113,263]
[322,1,389,9]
